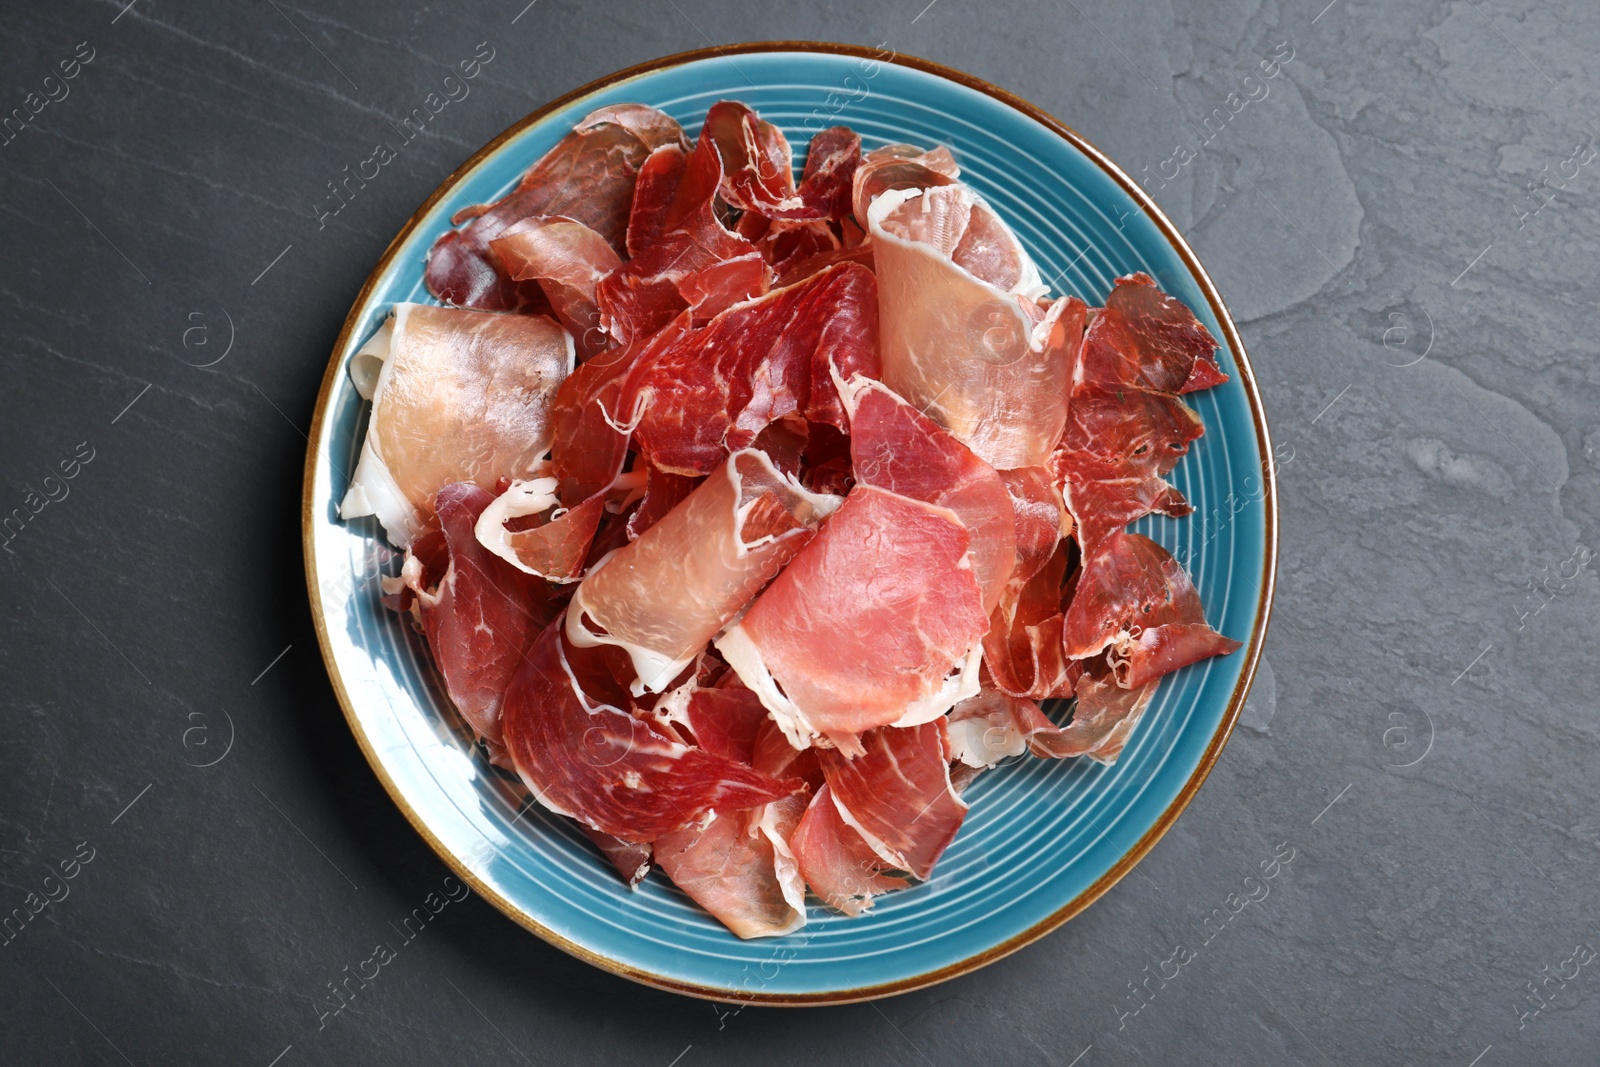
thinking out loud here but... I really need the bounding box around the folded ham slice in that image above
[500,620,800,842]
[946,676,1154,768]
[392,483,555,751]
[339,303,573,547]
[1063,531,1240,688]
[632,262,880,476]
[867,181,1079,469]
[841,373,1016,614]
[718,485,988,754]
[427,104,686,311]
[817,720,967,881]
[791,783,908,916]
[490,216,622,359]
[567,449,839,694]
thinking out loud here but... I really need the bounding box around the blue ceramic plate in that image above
[303,43,1276,1004]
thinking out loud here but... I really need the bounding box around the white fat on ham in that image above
[867,186,1071,470]
[339,302,573,546]
[566,449,838,694]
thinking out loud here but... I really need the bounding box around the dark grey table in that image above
[4,1,1596,1063]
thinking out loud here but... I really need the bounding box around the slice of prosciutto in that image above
[426,104,687,310]
[500,620,800,842]
[631,263,881,476]
[718,485,988,754]
[395,483,555,750]
[700,101,861,221]
[567,450,839,693]
[841,373,1016,613]
[1053,272,1228,554]
[817,720,967,881]
[1062,531,1240,688]
[489,216,623,360]
[868,181,1081,469]
[791,783,908,916]
[946,677,1154,768]
[339,303,573,547]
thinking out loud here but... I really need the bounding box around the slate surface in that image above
[3,1,1597,1064]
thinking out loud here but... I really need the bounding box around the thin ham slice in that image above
[583,827,652,887]
[631,262,880,476]
[840,373,1016,613]
[868,183,1080,469]
[500,620,799,841]
[398,483,554,750]
[817,720,967,881]
[700,102,860,221]
[791,783,908,916]
[1052,272,1227,554]
[947,676,1152,767]
[339,303,573,547]
[1062,531,1240,688]
[718,485,988,754]
[490,216,622,360]
[567,450,839,693]
[427,105,686,310]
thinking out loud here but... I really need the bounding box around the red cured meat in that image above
[500,620,799,841]
[817,720,967,881]
[791,783,908,916]
[548,314,689,504]
[701,102,861,221]
[427,105,686,310]
[946,676,1148,767]
[851,143,961,227]
[1077,272,1227,395]
[842,374,1016,613]
[568,450,836,693]
[583,827,652,887]
[631,262,880,476]
[1062,531,1239,687]
[652,792,808,938]
[718,485,987,754]
[625,462,700,541]
[490,216,622,360]
[982,542,1075,701]
[409,483,555,748]
[597,131,770,346]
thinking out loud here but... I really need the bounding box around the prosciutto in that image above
[817,720,967,881]
[791,784,908,916]
[1062,531,1240,687]
[426,105,686,310]
[392,483,554,750]
[567,450,838,693]
[499,620,800,841]
[339,303,573,546]
[489,216,622,359]
[867,181,1079,469]
[718,485,988,754]
[349,102,1247,935]
[1053,272,1228,554]
[631,262,880,476]
[841,373,1016,613]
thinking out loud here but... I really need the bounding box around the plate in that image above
[302,42,1276,1004]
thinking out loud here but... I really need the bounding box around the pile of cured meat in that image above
[339,101,1241,938]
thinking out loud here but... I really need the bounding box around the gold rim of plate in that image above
[300,40,1279,1007]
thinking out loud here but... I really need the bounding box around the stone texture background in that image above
[3,1,1596,1064]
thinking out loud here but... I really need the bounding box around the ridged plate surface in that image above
[303,44,1275,1004]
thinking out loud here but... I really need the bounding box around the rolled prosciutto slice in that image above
[489,215,623,360]
[1063,531,1240,688]
[718,485,988,754]
[339,303,573,547]
[567,449,839,693]
[426,104,687,310]
[867,181,1081,469]
[500,621,799,842]
[817,720,967,881]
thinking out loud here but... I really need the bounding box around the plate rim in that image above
[300,39,1279,1006]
